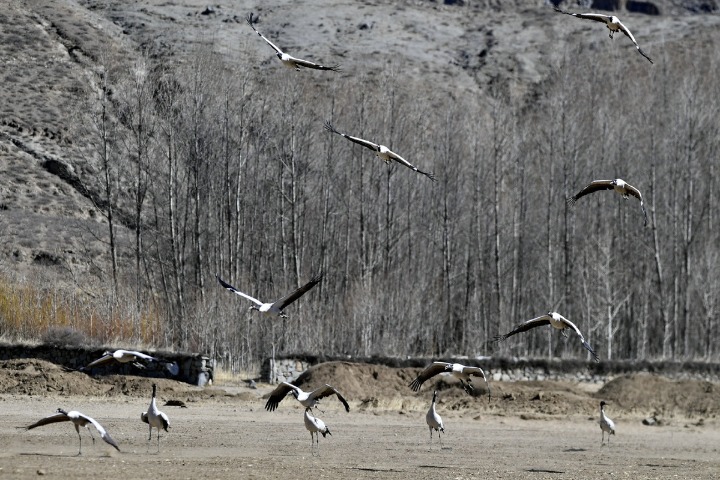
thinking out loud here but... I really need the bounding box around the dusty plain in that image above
[1,359,719,479]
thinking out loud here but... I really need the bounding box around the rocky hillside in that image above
[0,0,718,288]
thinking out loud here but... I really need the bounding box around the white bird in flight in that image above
[426,390,445,447]
[265,382,350,413]
[554,7,653,64]
[599,400,616,445]
[141,383,170,452]
[25,408,120,455]
[409,362,491,398]
[216,273,323,318]
[567,178,648,227]
[304,407,332,456]
[82,349,179,376]
[246,13,340,72]
[495,311,600,362]
[324,121,436,181]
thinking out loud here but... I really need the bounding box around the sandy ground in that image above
[1,392,719,480]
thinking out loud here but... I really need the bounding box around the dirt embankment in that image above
[2,359,719,421]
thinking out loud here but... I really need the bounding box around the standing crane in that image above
[141,384,170,452]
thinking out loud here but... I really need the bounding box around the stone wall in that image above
[262,357,313,384]
[0,343,213,386]
[262,354,720,384]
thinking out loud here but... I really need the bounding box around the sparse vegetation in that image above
[0,1,719,372]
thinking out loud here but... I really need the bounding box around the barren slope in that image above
[1,0,719,288]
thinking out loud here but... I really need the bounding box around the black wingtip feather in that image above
[323,120,339,135]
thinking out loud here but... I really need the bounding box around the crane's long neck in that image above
[150,385,158,412]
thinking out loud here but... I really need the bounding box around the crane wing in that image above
[385,150,436,181]
[463,366,491,398]
[83,353,115,369]
[494,314,552,341]
[310,384,350,412]
[624,183,649,226]
[567,180,615,205]
[559,317,600,363]
[246,13,284,56]
[26,412,69,429]
[288,55,341,72]
[216,274,264,306]
[617,21,653,64]
[265,382,297,411]
[125,350,159,363]
[554,8,611,25]
[324,121,382,152]
[463,366,487,381]
[80,413,120,451]
[409,362,449,392]
[273,273,323,311]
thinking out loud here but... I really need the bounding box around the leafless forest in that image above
[1,3,719,371]
[65,46,718,369]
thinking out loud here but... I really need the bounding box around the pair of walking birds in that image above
[24,384,170,455]
[424,394,616,448]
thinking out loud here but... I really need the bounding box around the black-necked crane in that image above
[599,401,616,445]
[216,273,322,318]
[567,178,648,226]
[81,349,179,376]
[553,7,653,64]
[324,121,436,182]
[246,13,340,72]
[426,390,445,447]
[495,312,600,362]
[141,383,170,453]
[265,382,350,413]
[25,408,120,455]
[409,362,491,398]
[303,407,332,456]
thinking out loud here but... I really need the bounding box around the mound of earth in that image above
[292,361,720,419]
[0,358,213,401]
[598,373,720,418]
[292,361,597,415]
[4,359,720,420]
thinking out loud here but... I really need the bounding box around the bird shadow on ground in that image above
[350,467,405,472]
[526,468,565,473]
[563,447,587,452]
[19,452,79,457]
